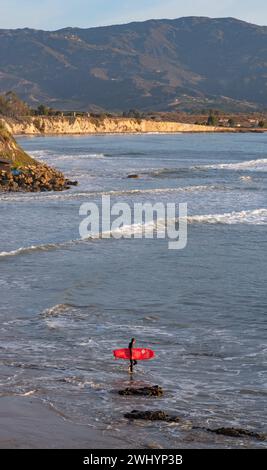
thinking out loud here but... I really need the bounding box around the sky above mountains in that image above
[0,0,267,30]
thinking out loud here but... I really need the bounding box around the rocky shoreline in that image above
[125,410,266,441]
[117,386,266,442]
[0,125,76,192]
[0,164,77,192]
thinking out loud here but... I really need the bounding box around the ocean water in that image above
[0,133,266,449]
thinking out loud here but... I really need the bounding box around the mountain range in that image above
[0,16,267,112]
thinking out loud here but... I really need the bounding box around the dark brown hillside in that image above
[0,17,267,112]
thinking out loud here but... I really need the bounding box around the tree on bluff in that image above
[0,91,31,117]
[207,114,218,126]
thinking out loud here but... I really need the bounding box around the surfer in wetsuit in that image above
[128,338,137,374]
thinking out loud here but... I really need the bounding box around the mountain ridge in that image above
[1,16,264,33]
[0,16,267,112]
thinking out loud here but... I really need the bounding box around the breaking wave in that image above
[103,208,267,237]
[187,208,267,225]
[1,208,266,259]
[200,158,267,171]
[0,240,80,259]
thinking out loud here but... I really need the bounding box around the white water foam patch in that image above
[201,158,267,171]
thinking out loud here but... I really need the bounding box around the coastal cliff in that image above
[0,124,36,166]
[0,124,74,192]
[1,116,227,135]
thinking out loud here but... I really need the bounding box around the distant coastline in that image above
[2,116,266,136]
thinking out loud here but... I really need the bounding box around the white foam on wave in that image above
[187,208,267,225]
[1,208,265,259]
[0,184,220,202]
[45,153,105,161]
[30,151,105,161]
[0,240,78,259]
[96,208,267,238]
[201,158,267,171]
[87,153,105,158]
[101,184,218,197]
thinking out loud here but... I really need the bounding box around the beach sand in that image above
[0,396,124,449]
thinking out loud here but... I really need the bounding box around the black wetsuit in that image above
[128,339,137,373]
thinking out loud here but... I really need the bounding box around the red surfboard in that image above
[113,348,155,360]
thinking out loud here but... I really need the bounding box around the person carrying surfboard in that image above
[128,338,137,374]
[113,341,155,374]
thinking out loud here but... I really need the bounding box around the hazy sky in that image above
[1,0,267,30]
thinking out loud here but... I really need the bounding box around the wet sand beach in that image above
[0,396,124,449]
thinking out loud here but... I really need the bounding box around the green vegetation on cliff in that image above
[0,123,36,167]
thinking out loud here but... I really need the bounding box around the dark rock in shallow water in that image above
[124,410,266,441]
[207,427,266,441]
[127,174,139,179]
[124,410,180,423]
[119,385,163,397]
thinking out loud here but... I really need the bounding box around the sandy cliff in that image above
[1,116,228,135]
